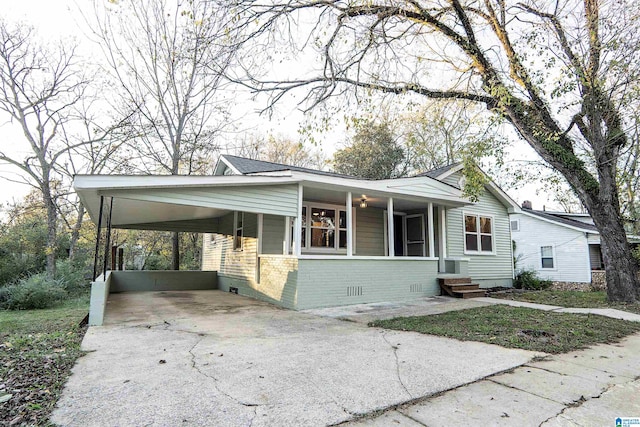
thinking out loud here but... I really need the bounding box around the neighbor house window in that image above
[541,246,554,269]
[464,214,493,253]
[234,211,244,250]
[510,220,520,232]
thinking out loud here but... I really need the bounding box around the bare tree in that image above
[0,20,92,277]
[233,0,640,302]
[234,133,326,168]
[90,0,239,269]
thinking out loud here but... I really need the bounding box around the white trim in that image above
[294,183,303,256]
[257,213,263,255]
[438,206,447,272]
[387,198,395,257]
[283,216,291,255]
[430,163,464,181]
[428,203,435,258]
[233,211,244,251]
[510,219,520,232]
[517,210,597,233]
[462,211,496,255]
[383,210,388,256]
[346,192,353,257]
[301,201,354,253]
[298,255,440,261]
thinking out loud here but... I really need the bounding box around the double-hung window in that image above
[541,246,554,269]
[464,214,494,253]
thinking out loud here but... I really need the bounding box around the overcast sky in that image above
[0,0,558,212]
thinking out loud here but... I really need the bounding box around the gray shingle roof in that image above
[221,155,358,179]
[413,162,462,179]
[524,209,598,233]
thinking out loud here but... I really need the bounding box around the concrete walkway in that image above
[475,297,640,322]
[347,333,640,426]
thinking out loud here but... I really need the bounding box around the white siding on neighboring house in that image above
[441,173,462,188]
[446,186,514,287]
[511,213,591,283]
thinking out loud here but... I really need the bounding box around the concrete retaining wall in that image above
[109,271,218,292]
[89,271,113,326]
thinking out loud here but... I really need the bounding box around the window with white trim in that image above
[541,246,554,269]
[292,203,352,252]
[510,219,520,232]
[464,214,494,253]
[234,211,244,250]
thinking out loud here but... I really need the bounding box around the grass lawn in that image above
[0,295,89,426]
[493,290,640,315]
[369,305,640,354]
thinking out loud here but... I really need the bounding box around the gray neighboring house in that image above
[510,202,640,284]
[74,156,521,314]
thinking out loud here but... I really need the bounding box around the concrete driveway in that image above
[52,290,538,426]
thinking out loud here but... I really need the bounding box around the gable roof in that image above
[414,162,462,179]
[520,209,598,233]
[219,154,357,179]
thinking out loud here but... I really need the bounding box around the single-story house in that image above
[510,202,639,284]
[74,155,521,316]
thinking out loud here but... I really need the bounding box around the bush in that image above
[0,273,68,310]
[56,259,91,295]
[514,270,552,290]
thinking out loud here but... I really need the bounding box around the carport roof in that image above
[74,171,471,232]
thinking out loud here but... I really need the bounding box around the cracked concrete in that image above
[51,290,537,426]
[350,333,640,426]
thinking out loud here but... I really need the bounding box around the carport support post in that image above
[387,197,395,257]
[346,192,353,257]
[92,196,104,281]
[102,197,114,278]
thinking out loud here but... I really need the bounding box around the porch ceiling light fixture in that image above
[360,197,368,208]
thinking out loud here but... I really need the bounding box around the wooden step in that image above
[453,289,487,299]
[442,283,479,291]
[439,277,473,285]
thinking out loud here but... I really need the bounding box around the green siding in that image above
[244,212,258,238]
[262,214,285,254]
[355,207,385,256]
[446,187,514,286]
[295,259,439,309]
[442,172,461,187]
[107,184,299,216]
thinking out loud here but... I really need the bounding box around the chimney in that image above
[522,200,532,210]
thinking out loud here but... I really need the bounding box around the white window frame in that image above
[233,211,244,251]
[510,219,520,232]
[462,212,496,255]
[540,245,556,270]
[296,202,356,254]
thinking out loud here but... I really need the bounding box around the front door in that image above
[393,214,405,256]
[405,214,426,256]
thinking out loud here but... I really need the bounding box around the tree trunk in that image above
[588,199,640,302]
[171,231,180,270]
[43,184,58,278]
[69,202,85,261]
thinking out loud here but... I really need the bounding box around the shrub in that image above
[56,259,91,295]
[514,270,552,290]
[0,273,68,310]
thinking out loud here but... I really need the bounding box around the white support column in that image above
[283,216,290,255]
[387,197,395,257]
[346,192,353,257]
[438,206,447,272]
[257,213,263,255]
[428,202,435,258]
[294,184,303,256]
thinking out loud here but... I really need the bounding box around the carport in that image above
[74,174,301,325]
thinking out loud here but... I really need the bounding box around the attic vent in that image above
[510,220,520,232]
[346,286,363,297]
[410,284,423,293]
